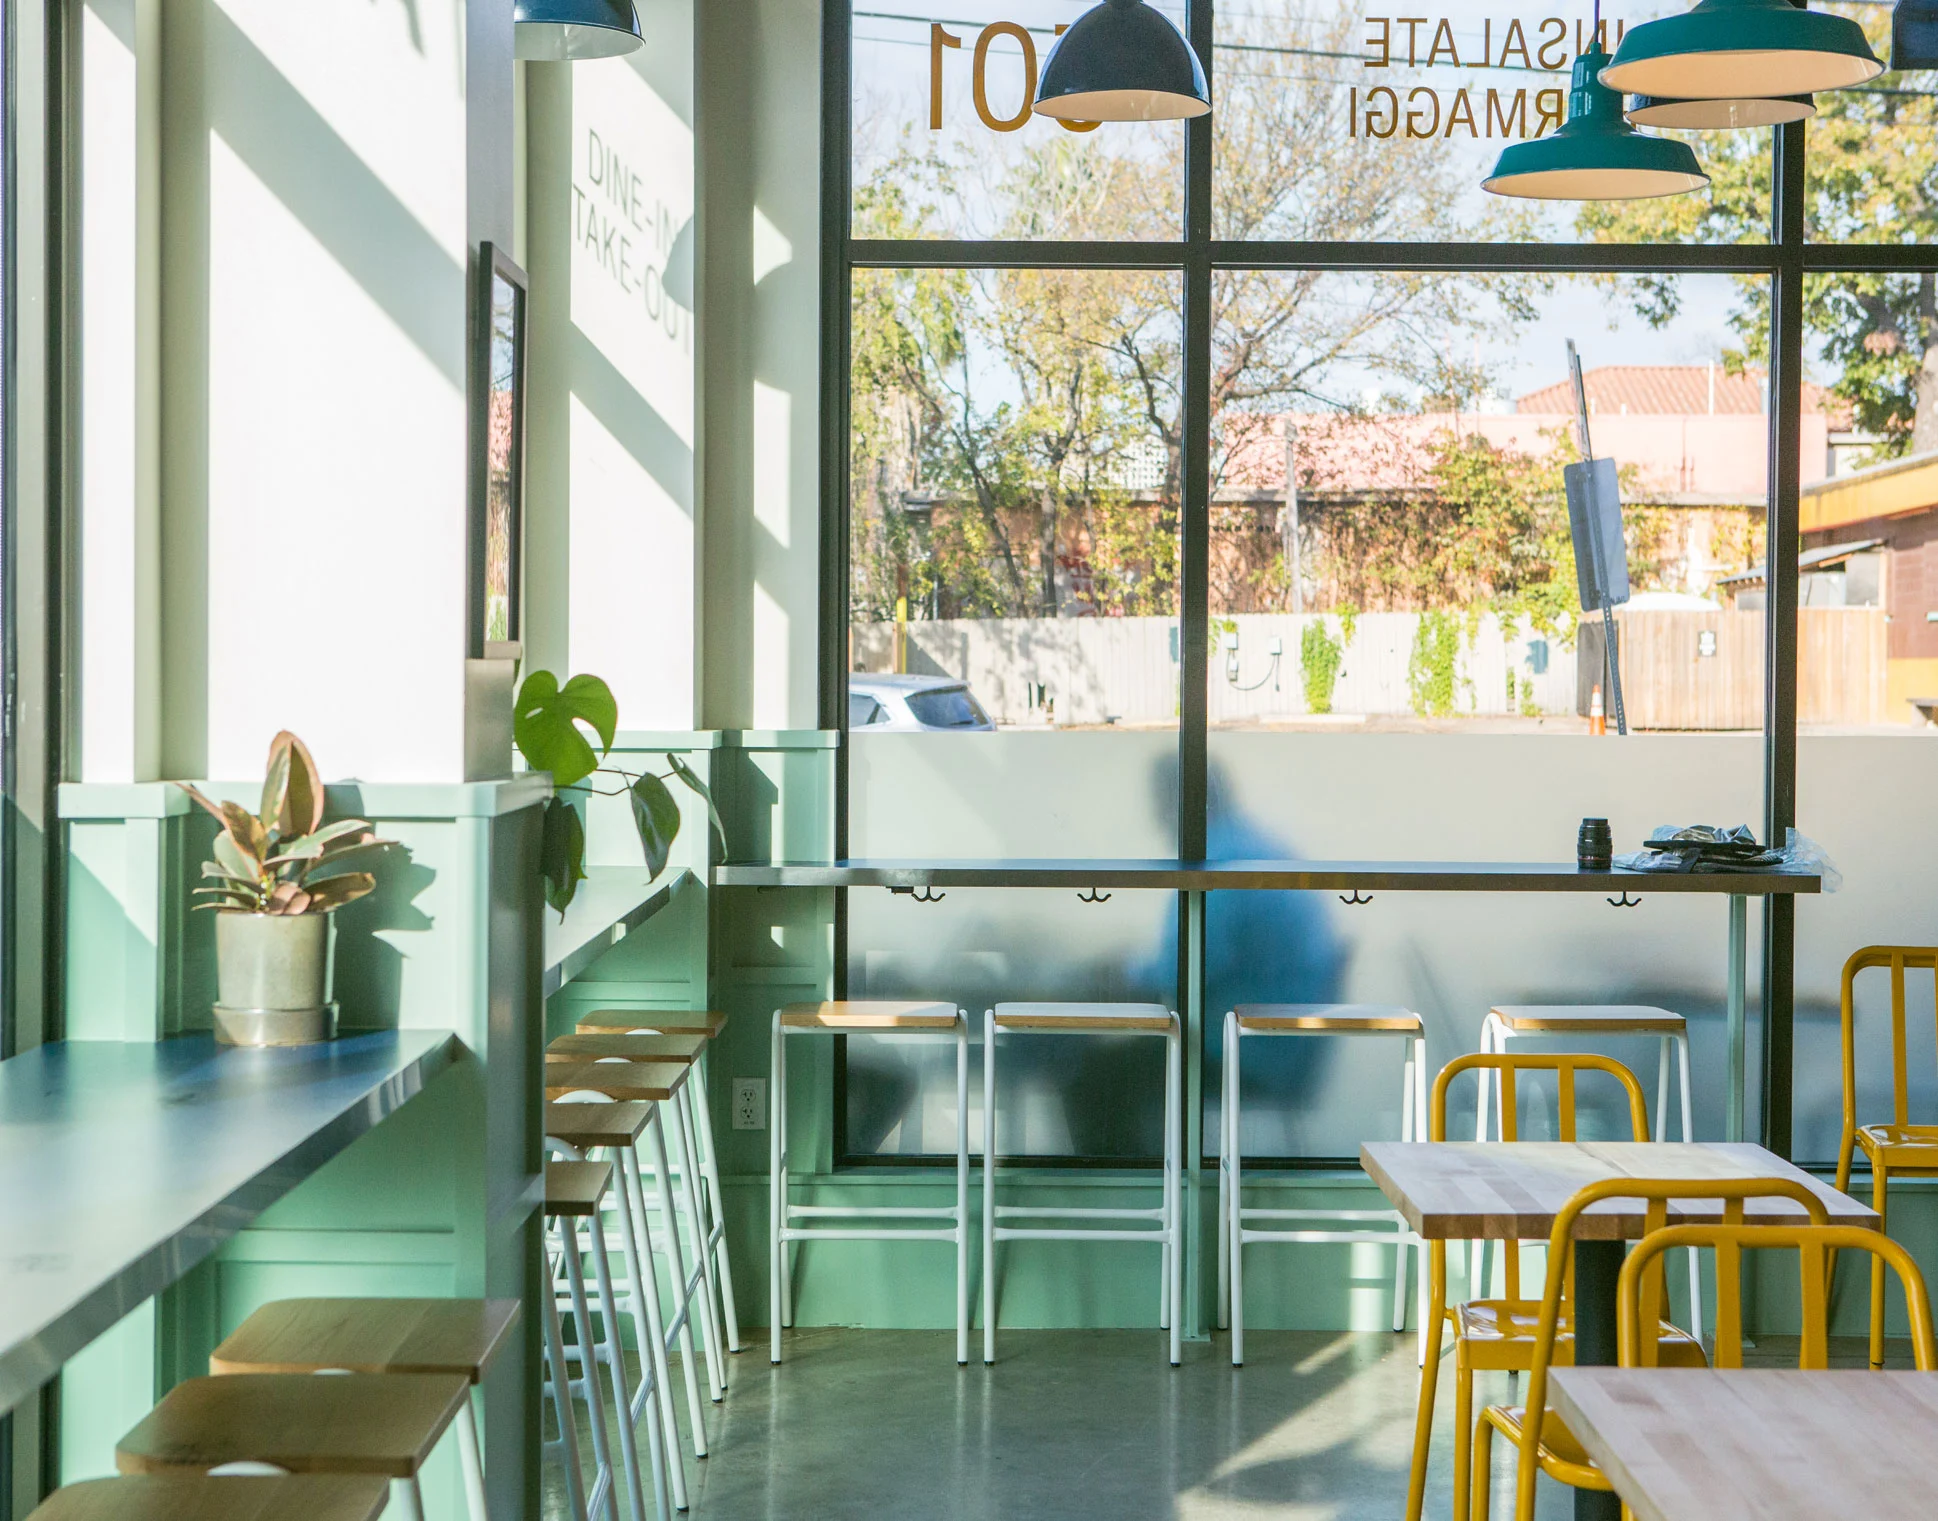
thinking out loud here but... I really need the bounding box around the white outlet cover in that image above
[732,1078,766,1129]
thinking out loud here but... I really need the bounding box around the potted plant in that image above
[181,732,392,1046]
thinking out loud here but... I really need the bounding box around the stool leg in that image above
[1159,1023,1172,1336]
[688,1059,744,1354]
[649,1110,723,1415]
[389,1478,426,1521]
[956,1016,970,1365]
[588,1205,652,1521]
[1676,1030,1702,1339]
[455,1395,490,1521]
[1414,1034,1429,1366]
[770,1013,784,1365]
[982,1009,998,1366]
[1471,1017,1494,1297]
[612,1144,694,1499]
[543,1236,592,1521]
[1230,1020,1245,1368]
[1217,1013,1232,1334]
[635,1143,710,1467]
[1167,1017,1182,1368]
[561,1217,619,1521]
[671,1090,729,1398]
[1392,1040,1412,1335]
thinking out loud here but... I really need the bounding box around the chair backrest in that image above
[1620,1221,1938,1372]
[1840,946,1938,1130]
[1431,1051,1650,1301]
[1508,1178,1834,1520]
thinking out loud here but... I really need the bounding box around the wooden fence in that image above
[1611,608,1886,729]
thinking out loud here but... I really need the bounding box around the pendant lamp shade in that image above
[1892,0,1938,71]
[513,0,643,60]
[1600,0,1882,99]
[1485,49,1708,200]
[1626,93,1815,128]
[1033,0,1210,122]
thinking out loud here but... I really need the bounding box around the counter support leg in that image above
[1728,894,1747,1144]
[1184,889,1207,1342]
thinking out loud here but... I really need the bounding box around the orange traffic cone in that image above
[1589,684,1607,736]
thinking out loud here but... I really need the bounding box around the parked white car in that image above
[849,673,995,732]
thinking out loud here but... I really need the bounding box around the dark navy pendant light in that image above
[1601,0,1882,99]
[1033,0,1210,122]
[1626,93,1815,128]
[514,0,643,60]
[1892,0,1938,70]
[1484,47,1708,200]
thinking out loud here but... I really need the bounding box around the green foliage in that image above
[1408,611,1465,717]
[1518,673,1540,719]
[1300,619,1345,715]
[182,731,390,915]
[515,670,725,915]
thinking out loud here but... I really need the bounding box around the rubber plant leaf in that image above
[176,783,227,822]
[514,671,618,789]
[219,801,270,865]
[629,772,682,880]
[273,819,375,862]
[212,830,261,887]
[273,731,326,838]
[258,745,290,838]
[295,839,389,882]
[303,873,377,913]
[665,753,727,853]
[540,795,587,916]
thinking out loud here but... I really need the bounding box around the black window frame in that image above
[821,0,1938,1169]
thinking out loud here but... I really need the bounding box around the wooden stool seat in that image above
[210,1299,519,1383]
[115,1373,470,1478]
[546,1032,707,1064]
[545,1159,614,1216]
[992,1001,1172,1032]
[1489,1004,1686,1034]
[779,1000,956,1030]
[1235,1003,1423,1033]
[578,1009,727,1038]
[27,1476,391,1521]
[545,1060,689,1102]
[543,1100,653,1148]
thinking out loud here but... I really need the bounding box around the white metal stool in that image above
[1218,1004,1428,1366]
[574,1011,743,1355]
[1476,1003,1702,1334]
[545,1100,706,1511]
[982,1002,1182,1366]
[771,1001,970,1364]
[544,1157,670,1521]
[546,1060,730,1408]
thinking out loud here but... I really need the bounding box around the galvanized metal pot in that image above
[213,911,336,1046]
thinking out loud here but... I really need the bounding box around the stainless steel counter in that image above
[0,1031,457,1409]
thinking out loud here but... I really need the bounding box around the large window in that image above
[830,0,1938,1165]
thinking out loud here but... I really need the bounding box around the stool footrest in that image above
[994,1204,1164,1221]
[1238,1207,1408,1222]
[1238,1227,1419,1246]
[785,1204,960,1220]
[779,1227,960,1243]
[993,1226,1170,1243]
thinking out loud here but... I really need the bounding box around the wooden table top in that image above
[1551,1368,1938,1521]
[1359,1141,1877,1241]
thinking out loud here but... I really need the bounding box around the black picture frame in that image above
[469,241,529,660]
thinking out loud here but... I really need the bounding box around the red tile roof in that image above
[1517,364,1844,426]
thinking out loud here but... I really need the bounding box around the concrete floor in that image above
[551,1328,1585,1519]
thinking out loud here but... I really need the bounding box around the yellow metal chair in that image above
[1471,1177,1834,1521]
[1405,1051,1701,1521]
[1831,945,1938,1369]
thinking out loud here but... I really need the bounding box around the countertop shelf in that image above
[711,858,1820,895]
[0,1031,457,1410]
[543,868,692,996]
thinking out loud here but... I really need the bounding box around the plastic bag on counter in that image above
[1614,825,1840,890]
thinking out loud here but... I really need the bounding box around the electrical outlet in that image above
[732,1078,766,1131]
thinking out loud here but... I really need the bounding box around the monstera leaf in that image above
[514,671,618,788]
[629,773,682,879]
[539,795,588,915]
[666,752,726,855]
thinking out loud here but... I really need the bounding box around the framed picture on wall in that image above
[469,242,529,660]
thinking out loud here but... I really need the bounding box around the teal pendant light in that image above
[1626,94,1815,128]
[1484,47,1708,200]
[1600,0,1881,100]
[513,0,643,60]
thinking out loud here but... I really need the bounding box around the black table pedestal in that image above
[1571,1240,1624,1521]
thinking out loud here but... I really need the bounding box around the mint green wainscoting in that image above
[54,778,548,1521]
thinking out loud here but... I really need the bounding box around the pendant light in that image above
[1626,94,1815,128]
[1033,0,1210,122]
[1600,0,1881,100]
[1484,46,1709,200]
[514,0,643,60]
[1892,0,1938,71]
